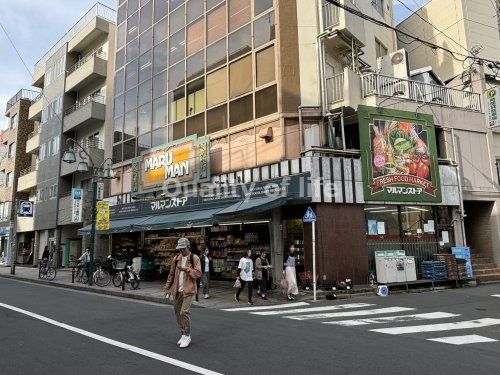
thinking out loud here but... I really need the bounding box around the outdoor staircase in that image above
[471,252,500,282]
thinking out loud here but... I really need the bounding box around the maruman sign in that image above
[132,135,210,195]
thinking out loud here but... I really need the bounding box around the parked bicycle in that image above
[112,258,140,290]
[38,259,56,281]
[93,256,112,287]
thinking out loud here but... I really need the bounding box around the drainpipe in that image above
[451,128,467,246]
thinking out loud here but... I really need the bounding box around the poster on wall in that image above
[359,105,442,203]
[71,188,83,223]
[96,201,110,231]
[485,87,499,128]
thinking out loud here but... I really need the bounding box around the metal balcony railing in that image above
[67,49,108,75]
[27,125,42,140]
[65,93,105,116]
[326,73,344,104]
[322,0,340,29]
[361,73,482,112]
[34,3,116,74]
[19,165,37,177]
[6,89,40,112]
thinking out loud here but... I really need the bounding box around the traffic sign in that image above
[303,206,317,222]
[18,201,33,217]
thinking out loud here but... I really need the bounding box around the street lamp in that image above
[61,138,115,286]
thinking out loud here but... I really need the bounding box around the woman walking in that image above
[235,249,254,305]
[200,247,213,299]
[255,250,272,300]
[283,244,299,300]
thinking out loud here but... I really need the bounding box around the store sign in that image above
[359,105,442,203]
[485,87,500,128]
[96,201,110,231]
[18,201,33,217]
[96,182,105,200]
[71,188,83,223]
[131,135,210,195]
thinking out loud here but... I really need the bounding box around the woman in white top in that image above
[283,244,299,300]
[235,249,254,305]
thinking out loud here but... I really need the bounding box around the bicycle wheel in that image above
[77,268,88,283]
[130,276,140,290]
[46,267,56,281]
[112,272,123,287]
[94,269,111,287]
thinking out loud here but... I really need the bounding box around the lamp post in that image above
[62,138,115,286]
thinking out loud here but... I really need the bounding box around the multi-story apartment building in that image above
[0,90,39,264]
[397,0,500,279]
[24,3,116,266]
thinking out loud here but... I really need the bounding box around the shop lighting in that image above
[243,220,271,225]
[407,206,429,212]
[364,206,386,211]
[368,209,398,213]
[218,222,243,226]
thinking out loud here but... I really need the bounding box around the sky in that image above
[0,0,429,130]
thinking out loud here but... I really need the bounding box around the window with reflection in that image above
[116,48,125,70]
[228,25,251,61]
[169,0,184,11]
[256,45,275,87]
[207,4,226,45]
[187,78,205,117]
[126,38,139,61]
[254,11,275,48]
[128,0,139,16]
[187,18,205,56]
[127,11,139,42]
[125,59,138,90]
[113,144,123,163]
[124,110,137,140]
[169,29,185,66]
[229,0,251,32]
[153,40,168,75]
[114,94,124,117]
[187,51,205,81]
[139,28,152,55]
[230,56,252,98]
[114,116,124,143]
[138,132,152,154]
[168,61,185,90]
[152,71,168,99]
[207,0,223,10]
[125,87,138,113]
[154,0,168,22]
[365,206,400,236]
[139,50,153,83]
[254,0,273,16]
[118,4,126,25]
[169,4,185,34]
[173,120,185,140]
[123,138,137,160]
[154,17,168,45]
[207,104,227,133]
[152,126,169,147]
[187,0,204,23]
[153,95,168,129]
[401,206,435,237]
[115,69,125,95]
[230,94,253,126]
[207,38,226,71]
[138,79,152,106]
[138,103,152,135]
[207,66,227,107]
[140,1,153,33]
[186,113,205,136]
[255,85,277,118]
[169,87,186,123]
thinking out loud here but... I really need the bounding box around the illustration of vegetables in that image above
[416,160,430,179]
[372,125,386,170]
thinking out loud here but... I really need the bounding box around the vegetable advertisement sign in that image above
[359,105,441,203]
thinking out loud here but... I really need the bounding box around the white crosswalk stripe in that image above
[428,335,498,345]
[492,294,500,298]
[284,306,415,321]
[370,318,500,335]
[250,303,374,316]
[323,312,460,326]
[222,302,309,312]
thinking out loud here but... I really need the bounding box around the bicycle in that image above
[38,259,56,281]
[93,257,111,287]
[112,259,140,290]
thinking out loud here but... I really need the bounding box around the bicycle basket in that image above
[113,260,127,270]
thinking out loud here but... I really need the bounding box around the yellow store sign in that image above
[96,201,110,231]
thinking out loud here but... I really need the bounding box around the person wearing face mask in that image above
[199,247,213,299]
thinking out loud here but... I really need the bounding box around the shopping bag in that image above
[233,278,241,288]
[280,272,288,291]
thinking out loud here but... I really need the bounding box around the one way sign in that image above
[303,207,317,222]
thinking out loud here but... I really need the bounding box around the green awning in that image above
[77,216,152,235]
[132,206,226,231]
[214,196,287,220]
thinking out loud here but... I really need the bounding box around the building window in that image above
[207,66,228,108]
[256,45,275,87]
[229,0,251,32]
[187,78,206,116]
[186,113,205,137]
[207,3,226,45]
[372,0,384,16]
[39,143,46,161]
[88,133,100,148]
[255,85,277,118]
[6,172,13,187]
[375,38,388,59]
[254,0,273,16]
[8,143,15,158]
[207,104,228,133]
[0,170,5,186]
[169,88,186,123]
[187,17,205,56]
[253,11,275,48]
[229,94,253,126]
[207,38,226,71]
[10,114,18,129]
[230,55,252,98]
[496,161,500,185]
[228,25,251,61]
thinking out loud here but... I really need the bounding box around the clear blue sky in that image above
[0,0,428,129]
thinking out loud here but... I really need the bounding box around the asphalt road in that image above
[1,278,500,375]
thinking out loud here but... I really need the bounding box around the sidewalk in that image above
[0,265,314,309]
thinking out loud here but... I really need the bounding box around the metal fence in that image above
[67,49,108,75]
[361,73,482,112]
[65,93,105,116]
[6,89,40,112]
[326,73,344,105]
[322,0,340,29]
[19,165,38,177]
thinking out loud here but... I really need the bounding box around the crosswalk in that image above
[222,301,500,347]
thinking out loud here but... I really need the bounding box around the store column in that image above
[271,207,283,286]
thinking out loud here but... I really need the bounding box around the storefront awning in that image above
[132,206,227,231]
[77,216,152,235]
[213,196,287,221]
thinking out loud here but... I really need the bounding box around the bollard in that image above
[122,271,125,291]
[72,268,75,283]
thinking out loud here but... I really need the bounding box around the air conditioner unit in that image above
[377,49,410,79]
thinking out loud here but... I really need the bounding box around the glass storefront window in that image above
[153,40,168,75]
[207,3,226,45]
[169,29,185,66]
[126,37,139,62]
[124,110,137,140]
[172,120,185,140]
[125,87,138,113]
[139,28,152,55]
[207,104,227,133]
[140,1,153,33]
[186,113,205,137]
[401,205,434,237]
[230,55,252,99]
[138,103,152,135]
[255,85,277,118]
[254,0,273,16]
[169,4,185,34]
[169,87,186,123]
[206,38,226,71]
[187,0,204,23]
[139,50,153,83]
[187,78,205,116]
[256,45,275,87]
[187,17,205,56]
[229,94,253,127]
[152,71,168,99]
[365,206,400,236]
[154,17,168,45]
[152,95,168,129]
[154,0,168,22]
[254,11,275,48]
[229,0,251,32]
[228,25,251,61]
[207,66,227,108]
[187,51,205,81]
[138,79,152,107]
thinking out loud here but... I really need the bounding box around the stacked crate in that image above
[432,254,458,280]
[421,261,448,280]
[456,258,468,280]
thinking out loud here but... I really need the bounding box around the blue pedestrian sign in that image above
[18,201,34,217]
[303,207,317,222]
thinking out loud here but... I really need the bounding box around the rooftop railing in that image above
[34,3,116,74]
[19,165,38,177]
[322,0,340,29]
[361,73,482,112]
[65,93,105,116]
[6,89,40,112]
[67,49,108,75]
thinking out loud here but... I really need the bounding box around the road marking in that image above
[284,306,414,321]
[492,295,500,298]
[251,303,375,316]
[323,312,460,326]
[0,302,224,375]
[428,335,498,345]
[222,301,309,312]
[371,318,500,335]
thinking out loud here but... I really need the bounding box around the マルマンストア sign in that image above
[485,87,499,128]
[131,135,210,195]
[358,105,442,203]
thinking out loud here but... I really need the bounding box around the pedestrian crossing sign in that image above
[303,207,317,222]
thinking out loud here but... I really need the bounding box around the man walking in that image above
[164,237,201,348]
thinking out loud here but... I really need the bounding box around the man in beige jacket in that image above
[164,237,201,348]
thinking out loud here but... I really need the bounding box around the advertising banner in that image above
[485,87,499,128]
[96,201,110,231]
[71,188,83,223]
[132,135,210,195]
[359,105,442,203]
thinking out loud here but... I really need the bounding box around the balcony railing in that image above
[67,49,108,75]
[65,93,105,116]
[27,125,42,139]
[34,3,116,74]
[6,89,40,112]
[326,73,344,104]
[361,73,482,112]
[19,165,37,177]
[323,0,340,29]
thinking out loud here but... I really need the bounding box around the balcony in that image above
[361,73,482,112]
[57,190,93,226]
[17,217,35,232]
[17,166,38,192]
[65,51,108,93]
[60,140,105,177]
[28,92,44,121]
[325,67,363,112]
[322,0,365,48]
[63,94,106,133]
[32,66,45,88]
[68,15,113,53]
[25,126,41,154]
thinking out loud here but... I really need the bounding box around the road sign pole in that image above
[312,220,316,301]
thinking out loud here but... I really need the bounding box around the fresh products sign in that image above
[359,105,441,203]
[132,135,210,195]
